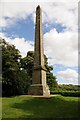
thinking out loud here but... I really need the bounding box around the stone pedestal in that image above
[28,84,50,96]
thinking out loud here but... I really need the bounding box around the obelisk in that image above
[28,5,50,96]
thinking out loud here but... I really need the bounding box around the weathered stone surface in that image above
[28,84,43,95]
[28,5,50,96]
[28,84,50,96]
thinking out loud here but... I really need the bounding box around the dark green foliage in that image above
[14,70,31,95]
[44,55,58,89]
[1,39,31,96]
[47,72,58,90]
[51,91,80,97]
[20,51,34,78]
[2,69,31,96]
[52,84,80,91]
[60,91,80,97]
[57,84,80,91]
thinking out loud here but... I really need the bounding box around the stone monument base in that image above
[28,84,50,96]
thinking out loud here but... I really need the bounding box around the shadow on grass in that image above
[2,96,80,119]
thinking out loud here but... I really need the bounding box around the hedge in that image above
[50,91,80,97]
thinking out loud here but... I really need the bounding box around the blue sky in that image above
[1,17,35,40]
[1,17,66,40]
[0,1,78,85]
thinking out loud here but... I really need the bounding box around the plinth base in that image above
[28,84,50,96]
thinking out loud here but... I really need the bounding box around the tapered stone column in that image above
[28,5,50,96]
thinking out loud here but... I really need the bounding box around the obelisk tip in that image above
[37,5,40,9]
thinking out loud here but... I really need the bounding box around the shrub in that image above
[60,91,80,97]
[50,91,80,97]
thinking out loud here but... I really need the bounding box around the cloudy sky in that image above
[0,0,79,85]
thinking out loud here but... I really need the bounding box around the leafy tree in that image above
[20,51,34,78]
[47,72,57,90]
[1,39,30,96]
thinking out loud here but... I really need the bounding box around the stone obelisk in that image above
[28,5,50,96]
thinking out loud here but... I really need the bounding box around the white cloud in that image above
[0,32,34,57]
[42,2,78,31]
[57,69,78,85]
[44,29,78,66]
[0,2,78,31]
[9,38,34,57]
[0,2,36,27]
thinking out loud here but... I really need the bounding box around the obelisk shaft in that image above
[34,5,44,68]
[28,5,50,96]
[32,5,46,85]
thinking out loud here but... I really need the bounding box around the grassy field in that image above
[2,95,80,119]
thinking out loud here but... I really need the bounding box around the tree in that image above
[20,51,34,78]
[44,55,58,89]
[1,39,30,96]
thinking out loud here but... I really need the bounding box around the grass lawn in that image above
[2,95,80,119]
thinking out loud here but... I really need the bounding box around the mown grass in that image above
[2,95,80,119]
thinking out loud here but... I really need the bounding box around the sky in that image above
[0,0,79,85]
